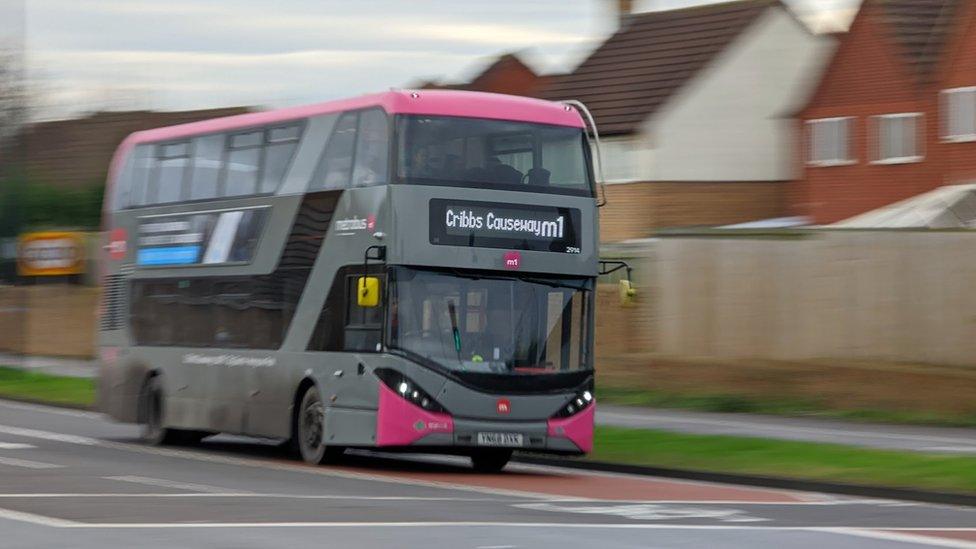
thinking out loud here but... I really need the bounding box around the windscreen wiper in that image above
[447,300,463,364]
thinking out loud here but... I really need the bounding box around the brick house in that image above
[539,0,832,241]
[418,53,550,99]
[4,107,251,189]
[795,0,976,224]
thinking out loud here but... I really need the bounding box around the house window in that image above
[943,88,976,142]
[597,138,639,182]
[806,118,853,166]
[872,113,923,164]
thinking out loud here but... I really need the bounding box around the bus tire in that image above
[470,449,513,473]
[139,376,181,446]
[291,385,344,464]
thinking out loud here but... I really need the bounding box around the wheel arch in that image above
[290,376,319,435]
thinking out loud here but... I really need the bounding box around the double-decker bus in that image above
[98,90,629,471]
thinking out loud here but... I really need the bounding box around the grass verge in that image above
[590,426,976,495]
[0,366,95,409]
[596,385,976,428]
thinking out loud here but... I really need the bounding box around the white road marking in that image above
[0,420,562,501]
[816,528,976,549]
[506,460,830,503]
[0,398,827,503]
[0,493,928,508]
[0,443,35,449]
[0,507,79,527]
[599,410,976,448]
[515,502,767,523]
[0,493,516,501]
[0,456,63,469]
[104,476,252,495]
[0,425,97,446]
[35,521,976,545]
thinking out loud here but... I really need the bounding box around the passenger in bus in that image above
[409,147,437,178]
[485,156,523,185]
[526,167,551,187]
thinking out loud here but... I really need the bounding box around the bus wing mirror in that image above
[618,279,637,307]
[358,277,380,308]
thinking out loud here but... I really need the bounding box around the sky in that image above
[15,0,861,120]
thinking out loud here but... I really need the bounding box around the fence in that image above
[638,230,976,367]
[0,285,98,358]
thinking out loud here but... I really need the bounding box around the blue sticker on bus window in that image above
[137,245,201,266]
[136,208,268,268]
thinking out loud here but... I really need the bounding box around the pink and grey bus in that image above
[98,90,628,471]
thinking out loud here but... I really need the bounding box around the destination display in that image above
[137,208,267,267]
[429,199,581,254]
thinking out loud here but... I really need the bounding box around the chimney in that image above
[614,0,634,27]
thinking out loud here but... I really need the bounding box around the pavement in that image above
[0,398,975,548]
[597,406,976,455]
[0,353,98,379]
[3,355,976,455]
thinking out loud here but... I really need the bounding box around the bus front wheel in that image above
[470,449,513,473]
[291,386,344,464]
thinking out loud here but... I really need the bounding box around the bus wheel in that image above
[470,449,513,473]
[292,386,343,464]
[140,376,178,446]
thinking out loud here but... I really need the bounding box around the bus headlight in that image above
[554,389,594,418]
[375,368,448,414]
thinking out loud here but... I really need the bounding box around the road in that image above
[597,406,976,455]
[0,399,974,548]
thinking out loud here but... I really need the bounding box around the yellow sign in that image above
[17,232,86,276]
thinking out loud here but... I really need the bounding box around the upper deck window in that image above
[395,116,593,197]
[116,122,304,210]
[225,130,263,197]
[154,141,190,204]
[310,109,389,191]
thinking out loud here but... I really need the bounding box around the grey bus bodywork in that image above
[98,91,599,461]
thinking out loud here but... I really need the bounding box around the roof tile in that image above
[542,0,778,134]
[875,0,961,82]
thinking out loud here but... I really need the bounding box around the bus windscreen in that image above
[388,267,591,375]
[396,116,593,196]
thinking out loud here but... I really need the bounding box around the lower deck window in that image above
[130,271,307,349]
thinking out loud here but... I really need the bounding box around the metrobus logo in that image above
[503,251,520,270]
[496,398,511,414]
[107,228,128,260]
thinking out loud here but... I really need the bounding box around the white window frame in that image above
[941,87,976,143]
[806,117,855,167]
[596,137,640,183]
[870,113,924,165]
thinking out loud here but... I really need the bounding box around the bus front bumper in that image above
[375,383,594,454]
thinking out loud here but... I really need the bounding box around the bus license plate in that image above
[476,432,524,447]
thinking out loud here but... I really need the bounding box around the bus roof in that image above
[122,90,585,148]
